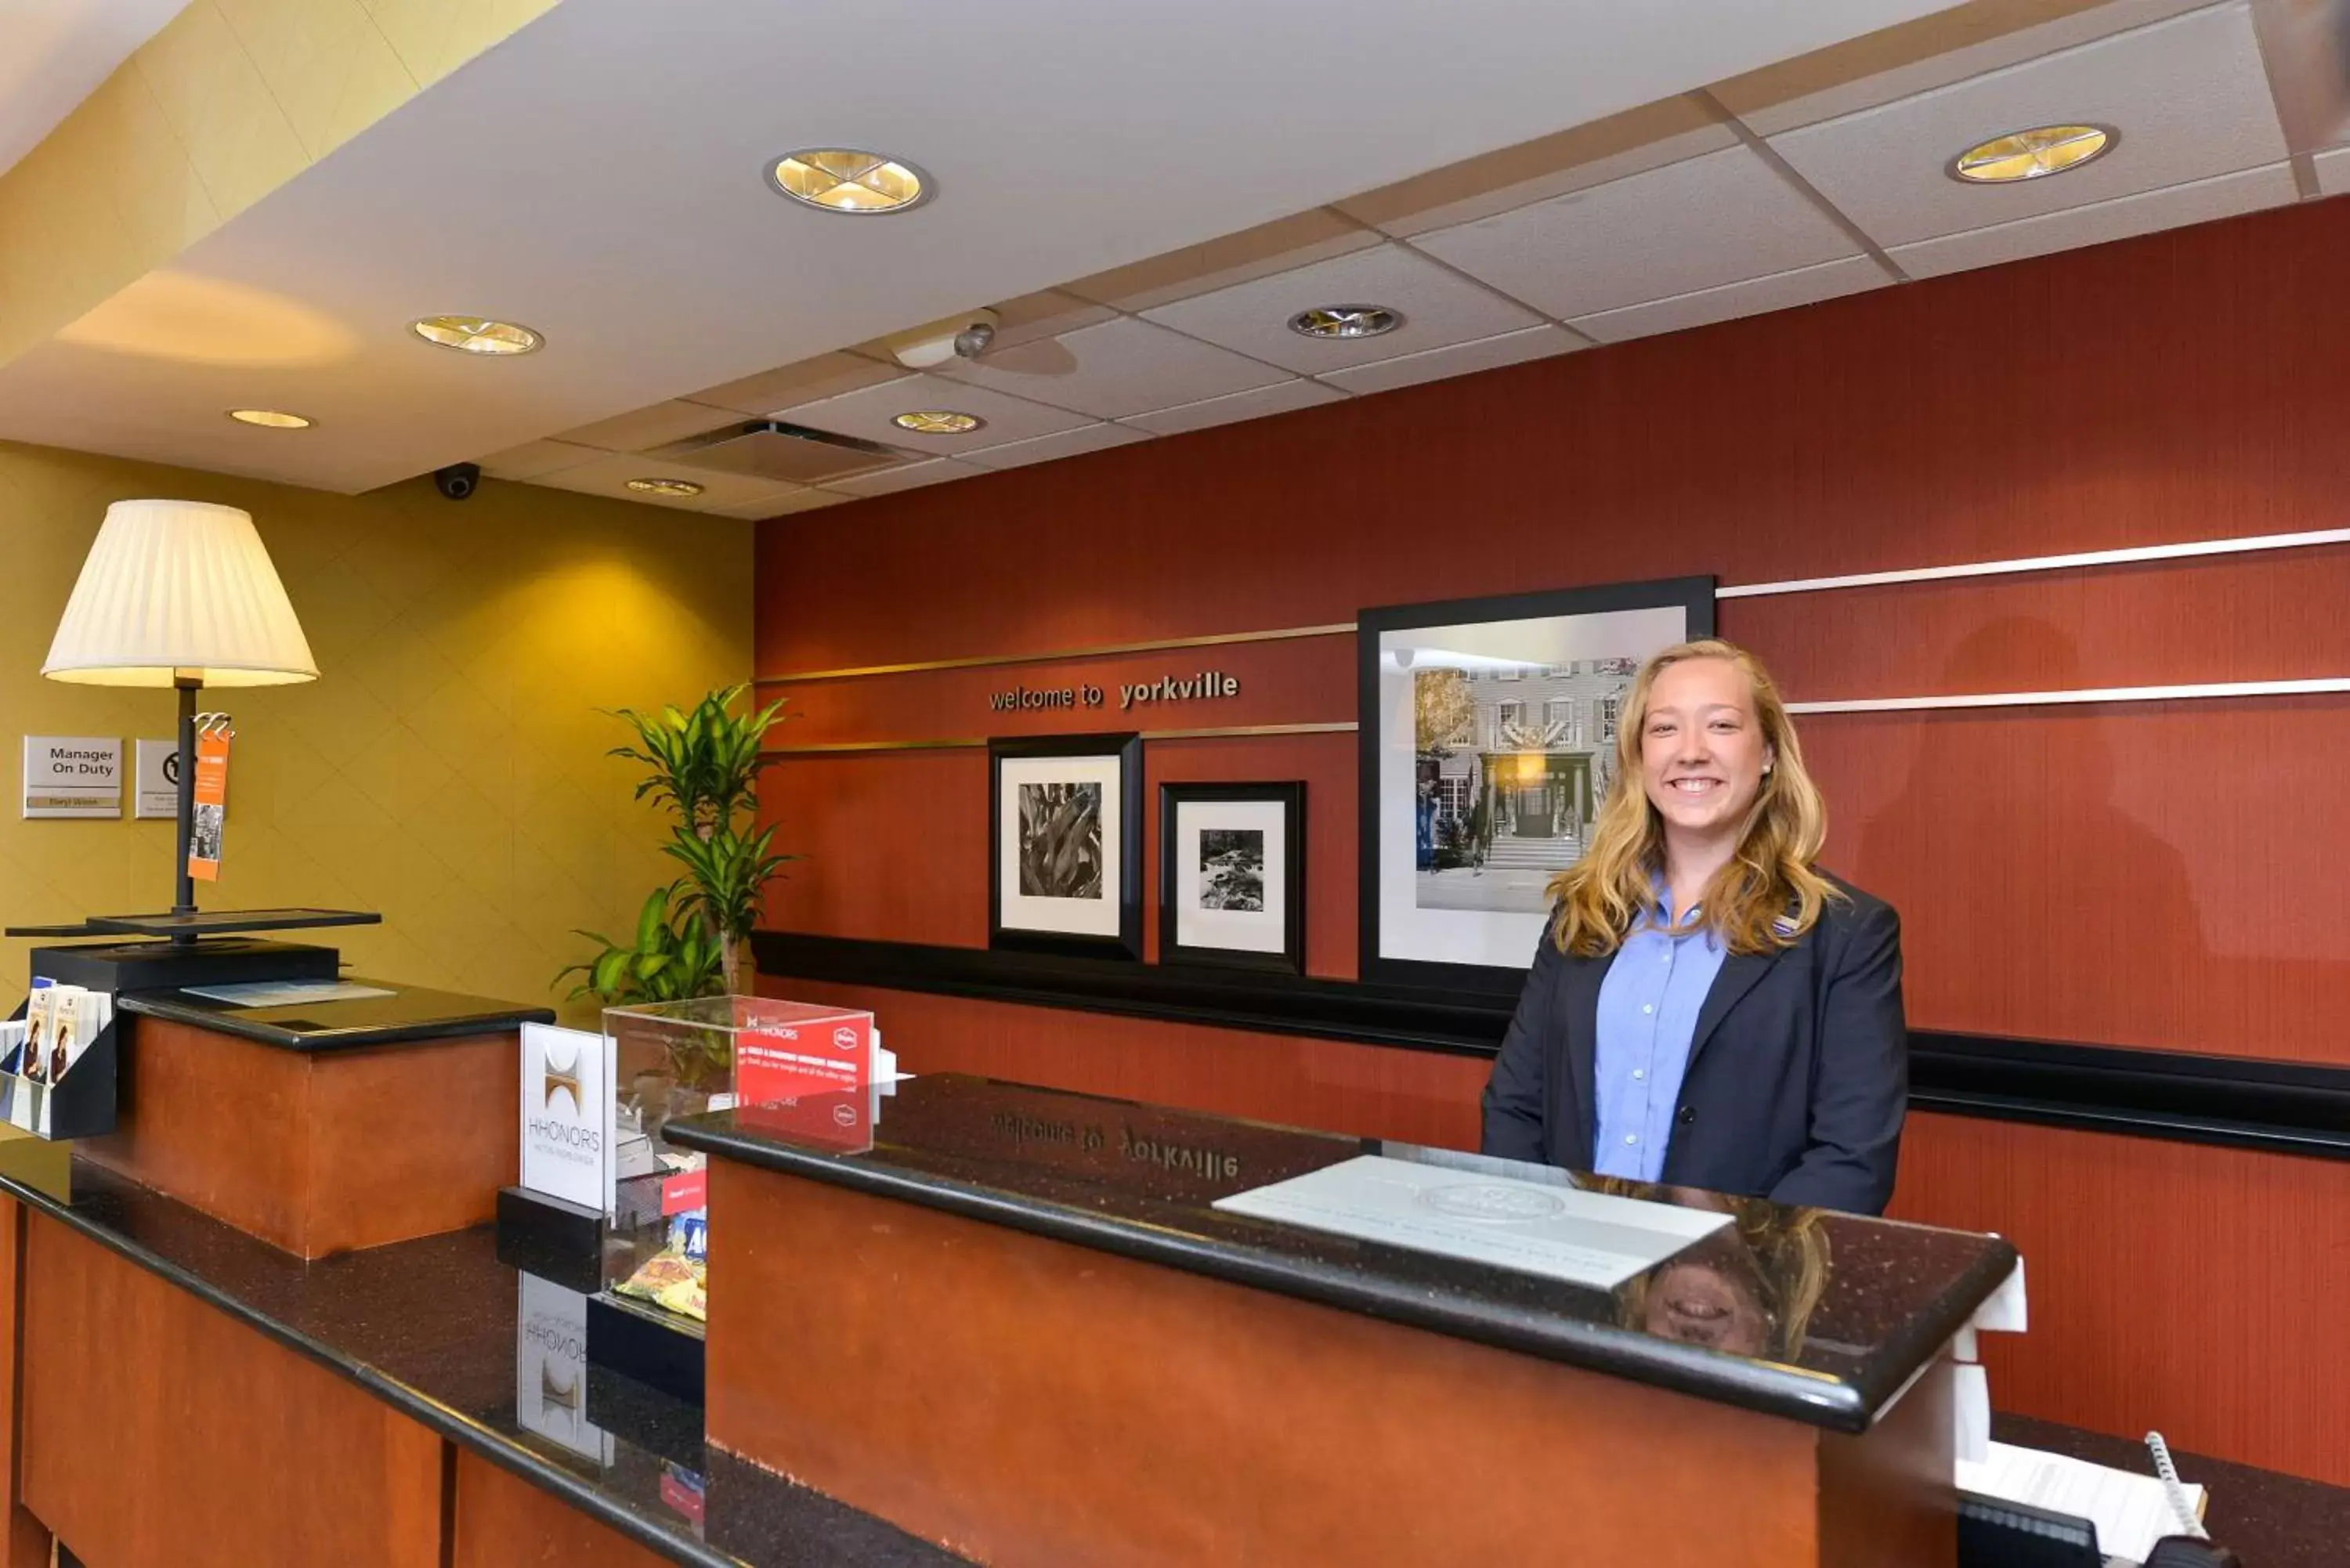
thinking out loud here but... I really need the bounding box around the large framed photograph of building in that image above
[990,732,1144,959]
[1358,577,1715,992]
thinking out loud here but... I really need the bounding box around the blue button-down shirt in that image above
[1592,894,1727,1183]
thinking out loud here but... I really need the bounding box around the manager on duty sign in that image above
[23,736,121,818]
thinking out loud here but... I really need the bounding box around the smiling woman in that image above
[1480,639,1909,1216]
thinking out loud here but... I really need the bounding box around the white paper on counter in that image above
[1957,1442,2204,1565]
[1212,1154,1729,1290]
[182,980,397,1006]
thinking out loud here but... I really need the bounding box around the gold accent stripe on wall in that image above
[754,622,1358,685]
[766,721,1358,755]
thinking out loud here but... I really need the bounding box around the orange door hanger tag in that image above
[186,729,231,883]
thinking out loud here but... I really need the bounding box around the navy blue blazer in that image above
[1479,880,1907,1216]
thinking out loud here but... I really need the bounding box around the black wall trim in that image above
[754,930,2350,1161]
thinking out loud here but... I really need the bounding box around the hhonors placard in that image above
[519,1022,614,1215]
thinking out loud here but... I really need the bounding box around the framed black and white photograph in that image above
[990,733,1143,959]
[1358,576,1715,992]
[1159,782,1303,973]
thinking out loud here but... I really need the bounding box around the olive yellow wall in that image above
[0,439,750,1020]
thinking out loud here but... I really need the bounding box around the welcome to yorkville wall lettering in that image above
[988,668,1241,714]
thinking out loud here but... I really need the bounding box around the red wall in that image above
[757,195,2350,1483]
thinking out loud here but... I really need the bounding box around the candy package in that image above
[613,1249,707,1324]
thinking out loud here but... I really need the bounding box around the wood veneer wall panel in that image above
[761,750,989,948]
[21,1214,446,1568]
[451,1449,671,1568]
[1142,732,1356,977]
[761,733,1361,975]
[1801,700,2350,1057]
[754,194,2350,1064]
[1722,548,2350,702]
[760,979,1488,1150]
[1892,1111,2350,1488]
[776,633,1351,746]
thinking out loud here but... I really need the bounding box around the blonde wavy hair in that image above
[1548,639,1838,957]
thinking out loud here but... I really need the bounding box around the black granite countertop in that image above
[0,1159,967,1568]
[121,979,555,1050]
[664,1074,2019,1434]
[0,1118,2341,1564]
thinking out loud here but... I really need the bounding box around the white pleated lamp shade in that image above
[43,499,317,688]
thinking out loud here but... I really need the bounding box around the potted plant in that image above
[603,684,795,994]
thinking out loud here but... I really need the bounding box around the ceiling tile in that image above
[1122,378,1350,436]
[551,398,743,453]
[819,458,984,498]
[525,453,809,513]
[1887,160,2296,277]
[959,422,1149,471]
[1315,325,1583,396]
[935,316,1292,419]
[1142,244,1542,376]
[1336,95,1735,237]
[1063,209,1382,313]
[989,288,1120,349]
[1572,255,1892,343]
[713,489,852,519]
[2312,143,2350,196]
[474,438,604,480]
[1767,3,2287,248]
[690,351,906,416]
[776,373,1092,455]
[1412,146,1858,320]
[1716,0,2208,136]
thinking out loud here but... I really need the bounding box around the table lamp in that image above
[41,499,316,922]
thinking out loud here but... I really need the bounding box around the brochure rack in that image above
[0,997,120,1140]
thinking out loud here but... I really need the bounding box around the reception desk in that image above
[2,1042,2345,1566]
[91,977,553,1256]
[663,1076,2015,1568]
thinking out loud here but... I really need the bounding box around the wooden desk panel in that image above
[20,1213,445,1568]
[81,1017,516,1258]
[452,1450,671,1568]
[706,1160,1954,1568]
[0,1200,46,1568]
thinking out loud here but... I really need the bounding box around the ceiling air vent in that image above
[648,420,905,484]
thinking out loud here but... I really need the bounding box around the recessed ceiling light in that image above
[1949,125,2115,184]
[226,408,312,429]
[892,410,984,435]
[409,315,544,355]
[768,150,930,214]
[1288,305,1403,340]
[626,478,705,498]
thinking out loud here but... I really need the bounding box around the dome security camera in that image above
[884,309,1001,370]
